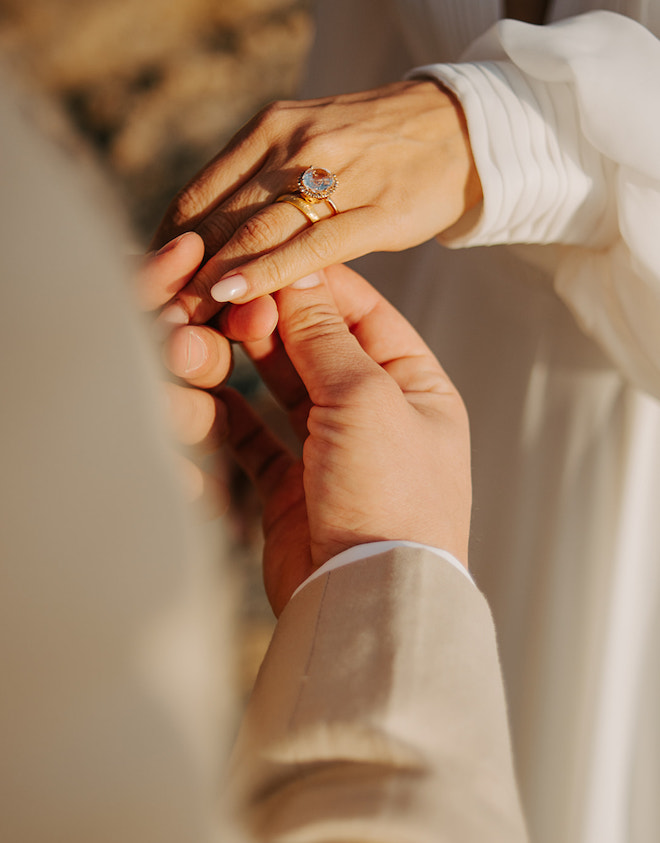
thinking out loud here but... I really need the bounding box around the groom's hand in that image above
[223,265,472,614]
[136,231,278,509]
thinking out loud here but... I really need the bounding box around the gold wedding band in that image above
[275,193,323,224]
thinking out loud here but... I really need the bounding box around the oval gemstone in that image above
[299,167,337,198]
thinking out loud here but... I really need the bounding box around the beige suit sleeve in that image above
[230,549,529,842]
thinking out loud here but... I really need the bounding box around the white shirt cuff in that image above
[292,540,474,601]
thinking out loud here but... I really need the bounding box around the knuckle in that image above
[235,211,281,256]
[169,183,207,228]
[257,251,290,290]
[263,99,291,118]
[286,302,344,344]
[253,100,287,132]
[168,161,227,229]
[197,209,241,251]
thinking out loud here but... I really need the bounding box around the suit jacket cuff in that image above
[292,540,474,602]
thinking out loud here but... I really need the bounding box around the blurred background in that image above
[0,0,315,694]
[0,0,313,238]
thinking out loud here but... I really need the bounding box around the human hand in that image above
[221,264,472,616]
[137,231,278,508]
[151,81,482,327]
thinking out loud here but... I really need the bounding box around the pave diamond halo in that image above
[297,166,338,201]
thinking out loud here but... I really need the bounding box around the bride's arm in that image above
[414,11,660,398]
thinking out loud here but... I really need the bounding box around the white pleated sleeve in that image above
[410,11,660,399]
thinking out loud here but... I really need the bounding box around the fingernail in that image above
[185,329,207,374]
[159,303,189,326]
[210,273,248,302]
[156,231,191,256]
[291,272,323,289]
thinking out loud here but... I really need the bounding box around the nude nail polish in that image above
[210,274,248,302]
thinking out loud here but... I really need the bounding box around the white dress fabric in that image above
[304,4,660,842]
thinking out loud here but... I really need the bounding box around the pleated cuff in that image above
[408,60,612,249]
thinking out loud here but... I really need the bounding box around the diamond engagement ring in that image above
[297,166,338,201]
[274,167,339,223]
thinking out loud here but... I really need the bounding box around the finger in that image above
[278,266,457,406]
[193,164,308,258]
[308,262,453,395]
[272,270,382,408]
[150,107,275,249]
[221,272,398,421]
[321,264,451,392]
[137,231,205,312]
[164,382,229,452]
[166,198,332,326]
[220,387,296,503]
[240,329,312,442]
[175,452,230,519]
[206,206,380,308]
[164,298,279,390]
[218,295,279,343]
[164,324,233,389]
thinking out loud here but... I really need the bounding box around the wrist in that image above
[406,78,483,227]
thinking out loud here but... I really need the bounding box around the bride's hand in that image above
[151,80,481,327]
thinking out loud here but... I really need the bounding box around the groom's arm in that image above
[231,548,528,843]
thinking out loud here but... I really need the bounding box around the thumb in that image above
[276,272,381,406]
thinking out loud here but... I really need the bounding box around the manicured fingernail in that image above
[156,231,191,256]
[159,303,189,326]
[185,329,207,374]
[210,273,248,302]
[291,272,322,289]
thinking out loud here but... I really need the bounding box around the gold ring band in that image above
[275,193,323,224]
[324,197,339,215]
